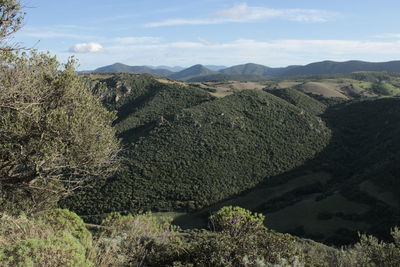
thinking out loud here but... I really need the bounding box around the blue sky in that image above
[15,0,400,70]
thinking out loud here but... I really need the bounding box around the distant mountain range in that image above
[88,60,400,81]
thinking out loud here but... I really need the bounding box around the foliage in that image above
[41,209,92,248]
[2,206,400,267]
[0,52,120,213]
[0,234,92,267]
[267,88,327,115]
[174,207,304,267]
[0,211,93,267]
[0,0,24,48]
[347,228,400,266]
[87,73,214,136]
[209,206,265,236]
[93,212,184,267]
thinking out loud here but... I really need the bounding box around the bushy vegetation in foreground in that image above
[2,207,400,266]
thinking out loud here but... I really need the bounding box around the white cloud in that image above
[145,3,334,27]
[373,33,400,39]
[18,26,99,40]
[145,19,216,27]
[69,42,104,53]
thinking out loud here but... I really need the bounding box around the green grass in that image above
[265,192,370,243]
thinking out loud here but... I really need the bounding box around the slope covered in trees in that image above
[86,73,214,139]
[64,89,331,216]
[267,88,327,115]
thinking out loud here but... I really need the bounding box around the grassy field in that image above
[359,180,398,207]
[172,171,331,229]
[265,193,370,239]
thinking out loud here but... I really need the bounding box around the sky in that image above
[14,0,400,70]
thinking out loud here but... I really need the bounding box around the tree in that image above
[0,1,120,212]
[0,0,24,49]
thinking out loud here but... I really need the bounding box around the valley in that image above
[62,71,400,246]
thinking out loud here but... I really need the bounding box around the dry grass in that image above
[298,82,348,98]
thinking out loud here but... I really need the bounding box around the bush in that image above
[93,212,184,266]
[349,228,400,266]
[0,210,93,267]
[40,209,92,248]
[0,233,92,267]
[209,206,265,236]
[182,228,303,266]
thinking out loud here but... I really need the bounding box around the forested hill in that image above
[93,63,174,76]
[64,74,331,215]
[62,73,400,246]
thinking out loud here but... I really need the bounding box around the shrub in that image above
[350,228,400,266]
[0,233,92,267]
[40,209,92,248]
[209,206,265,236]
[93,212,184,266]
[182,229,304,267]
[0,211,93,266]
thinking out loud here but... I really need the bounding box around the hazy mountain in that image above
[93,63,174,76]
[167,64,217,81]
[148,65,185,72]
[90,60,400,81]
[204,65,227,71]
[215,60,400,78]
[281,60,400,77]
[220,63,281,77]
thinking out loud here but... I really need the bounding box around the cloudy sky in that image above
[15,0,400,70]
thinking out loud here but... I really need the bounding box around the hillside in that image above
[173,96,400,245]
[64,89,331,217]
[93,63,174,76]
[267,88,327,115]
[187,73,267,82]
[86,73,214,139]
[220,63,277,76]
[281,60,400,77]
